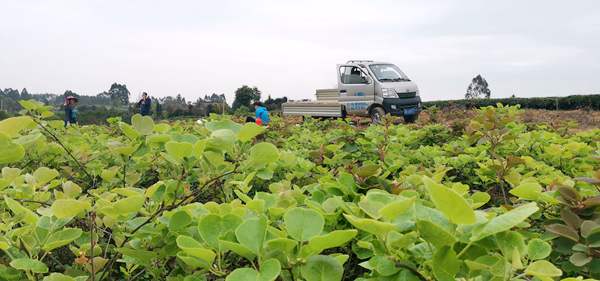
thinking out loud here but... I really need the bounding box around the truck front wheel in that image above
[404,113,418,123]
[370,107,385,124]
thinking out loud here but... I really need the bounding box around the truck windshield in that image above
[369,64,410,82]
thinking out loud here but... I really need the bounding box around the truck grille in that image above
[397,92,417,98]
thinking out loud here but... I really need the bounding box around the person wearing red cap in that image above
[64,96,78,127]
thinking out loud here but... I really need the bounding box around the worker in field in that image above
[137,92,152,116]
[63,96,78,127]
[244,101,270,126]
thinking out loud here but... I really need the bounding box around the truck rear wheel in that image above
[370,107,385,124]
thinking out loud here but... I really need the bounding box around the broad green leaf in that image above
[343,214,396,236]
[165,141,193,161]
[0,116,34,137]
[33,167,59,186]
[354,164,380,178]
[545,224,579,242]
[219,240,256,260]
[176,235,216,267]
[169,210,192,231]
[131,114,154,135]
[471,191,491,208]
[300,255,343,281]
[416,220,456,248]
[10,258,48,273]
[379,197,415,221]
[0,133,25,164]
[432,246,460,281]
[238,123,266,142]
[510,181,542,200]
[198,214,242,249]
[249,143,279,167]
[527,238,552,260]
[51,199,90,218]
[205,119,242,133]
[235,217,267,255]
[570,252,592,266]
[471,202,539,242]
[119,122,140,139]
[303,230,357,256]
[43,273,80,281]
[226,259,281,281]
[525,260,562,278]
[112,195,145,214]
[423,177,475,225]
[118,247,158,266]
[284,207,324,241]
[226,268,258,281]
[4,196,38,224]
[42,228,83,251]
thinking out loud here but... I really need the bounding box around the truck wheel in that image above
[370,107,385,124]
[404,114,418,123]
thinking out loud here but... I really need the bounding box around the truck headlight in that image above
[382,88,397,98]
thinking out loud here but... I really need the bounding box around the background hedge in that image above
[422,94,600,110]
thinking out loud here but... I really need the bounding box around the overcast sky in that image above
[1,0,599,103]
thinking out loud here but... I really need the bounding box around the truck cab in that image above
[338,60,421,122]
[282,60,422,123]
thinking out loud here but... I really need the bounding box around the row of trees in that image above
[0,83,288,123]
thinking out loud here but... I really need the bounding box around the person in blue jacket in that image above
[63,96,78,127]
[245,101,270,126]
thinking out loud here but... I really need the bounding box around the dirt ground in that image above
[280,107,599,131]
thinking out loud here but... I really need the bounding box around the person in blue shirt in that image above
[137,92,152,116]
[245,101,270,126]
[253,101,270,125]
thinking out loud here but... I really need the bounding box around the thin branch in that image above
[32,118,96,191]
[97,166,238,280]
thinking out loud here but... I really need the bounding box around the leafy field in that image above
[0,100,599,281]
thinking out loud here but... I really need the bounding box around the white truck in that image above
[282,60,422,123]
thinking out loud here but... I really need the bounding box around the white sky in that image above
[1,0,599,103]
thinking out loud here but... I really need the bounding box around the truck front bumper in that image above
[382,97,422,116]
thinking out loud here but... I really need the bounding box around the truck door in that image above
[337,65,375,115]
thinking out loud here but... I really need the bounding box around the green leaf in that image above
[118,247,158,266]
[379,197,415,221]
[131,114,154,135]
[119,122,140,139]
[235,217,267,255]
[300,255,343,281]
[169,210,192,231]
[43,273,80,281]
[471,191,491,208]
[432,246,460,281]
[112,195,145,214]
[238,123,266,142]
[224,258,280,281]
[0,133,25,164]
[176,235,216,267]
[249,143,280,167]
[10,258,48,273]
[206,119,242,133]
[423,177,475,225]
[343,214,396,236]
[471,202,539,242]
[4,196,38,224]
[198,214,242,249]
[51,199,90,218]
[527,238,552,260]
[525,260,562,278]
[33,167,59,186]
[416,220,456,248]
[42,228,83,251]
[354,164,380,178]
[509,181,542,200]
[303,230,357,256]
[284,207,324,241]
[219,240,256,261]
[165,141,193,161]
[0,116,34,137]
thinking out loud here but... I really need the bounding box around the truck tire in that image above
[404,114,418,123]
[370,107,385,124]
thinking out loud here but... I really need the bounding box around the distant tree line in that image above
[423,95,600,111]
[0,83,289,123]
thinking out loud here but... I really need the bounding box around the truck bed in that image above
[282,101,343,117]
